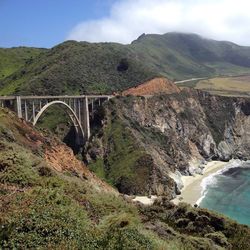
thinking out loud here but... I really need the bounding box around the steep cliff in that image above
[87,89,250,198]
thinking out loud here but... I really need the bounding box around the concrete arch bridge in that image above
[0,95,112,145]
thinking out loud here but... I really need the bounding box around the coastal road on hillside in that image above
[174,77,207,84]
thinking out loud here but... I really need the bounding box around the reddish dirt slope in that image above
[45,144,116,193]
[122,77,180,96]
[0,108,116,194]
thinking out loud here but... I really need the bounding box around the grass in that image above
[196,75,250,97]
[204,62,250,76]
[0,47,45,81]
[88,158,106,180]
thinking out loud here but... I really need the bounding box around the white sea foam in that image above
[196,159,242,205]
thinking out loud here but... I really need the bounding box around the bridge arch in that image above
[33,100,84,145]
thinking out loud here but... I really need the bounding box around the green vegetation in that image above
[88,158,106,180]
[131,32,250,80]
[88,101,152,194]
[0,47,45,80]
[140,201,250,250]
[0,41,157,95]
[35,106,72,138]
[2,33,250,96]
[0,108,161,249]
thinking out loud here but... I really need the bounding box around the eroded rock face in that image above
[87,89,250,198]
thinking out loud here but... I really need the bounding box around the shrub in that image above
[205,232,230,247]
[37,164,55,177]
[0,145,41,187]
[1,188,92,249]
[98,213,153,249]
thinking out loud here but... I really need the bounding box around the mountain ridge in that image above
[2,32,250,95]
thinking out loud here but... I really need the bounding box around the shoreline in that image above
[172,161,232,206]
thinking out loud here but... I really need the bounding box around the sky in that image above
[1,0,250,48]
[0,0,116,48]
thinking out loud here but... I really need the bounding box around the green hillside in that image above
[2,33,250,95]
[0,41,157,95]
[131,32,250,79]
[0,47,46,81]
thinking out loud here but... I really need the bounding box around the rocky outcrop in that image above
[87,89,250,198]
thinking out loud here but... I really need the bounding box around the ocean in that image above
[198,160,250,226]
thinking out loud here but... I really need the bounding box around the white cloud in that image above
[67,0,250,45]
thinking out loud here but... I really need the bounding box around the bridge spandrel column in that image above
[24,100,28,121]
[83,97,90,140]
[16,96,22,118]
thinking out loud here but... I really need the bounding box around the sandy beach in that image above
[172,161,229,205]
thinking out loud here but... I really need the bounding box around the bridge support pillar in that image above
[16,96,22,118]
[83,97,90,140]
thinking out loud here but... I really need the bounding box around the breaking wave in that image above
[196,159,242,205]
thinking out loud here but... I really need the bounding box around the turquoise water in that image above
[199,161,250,226]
